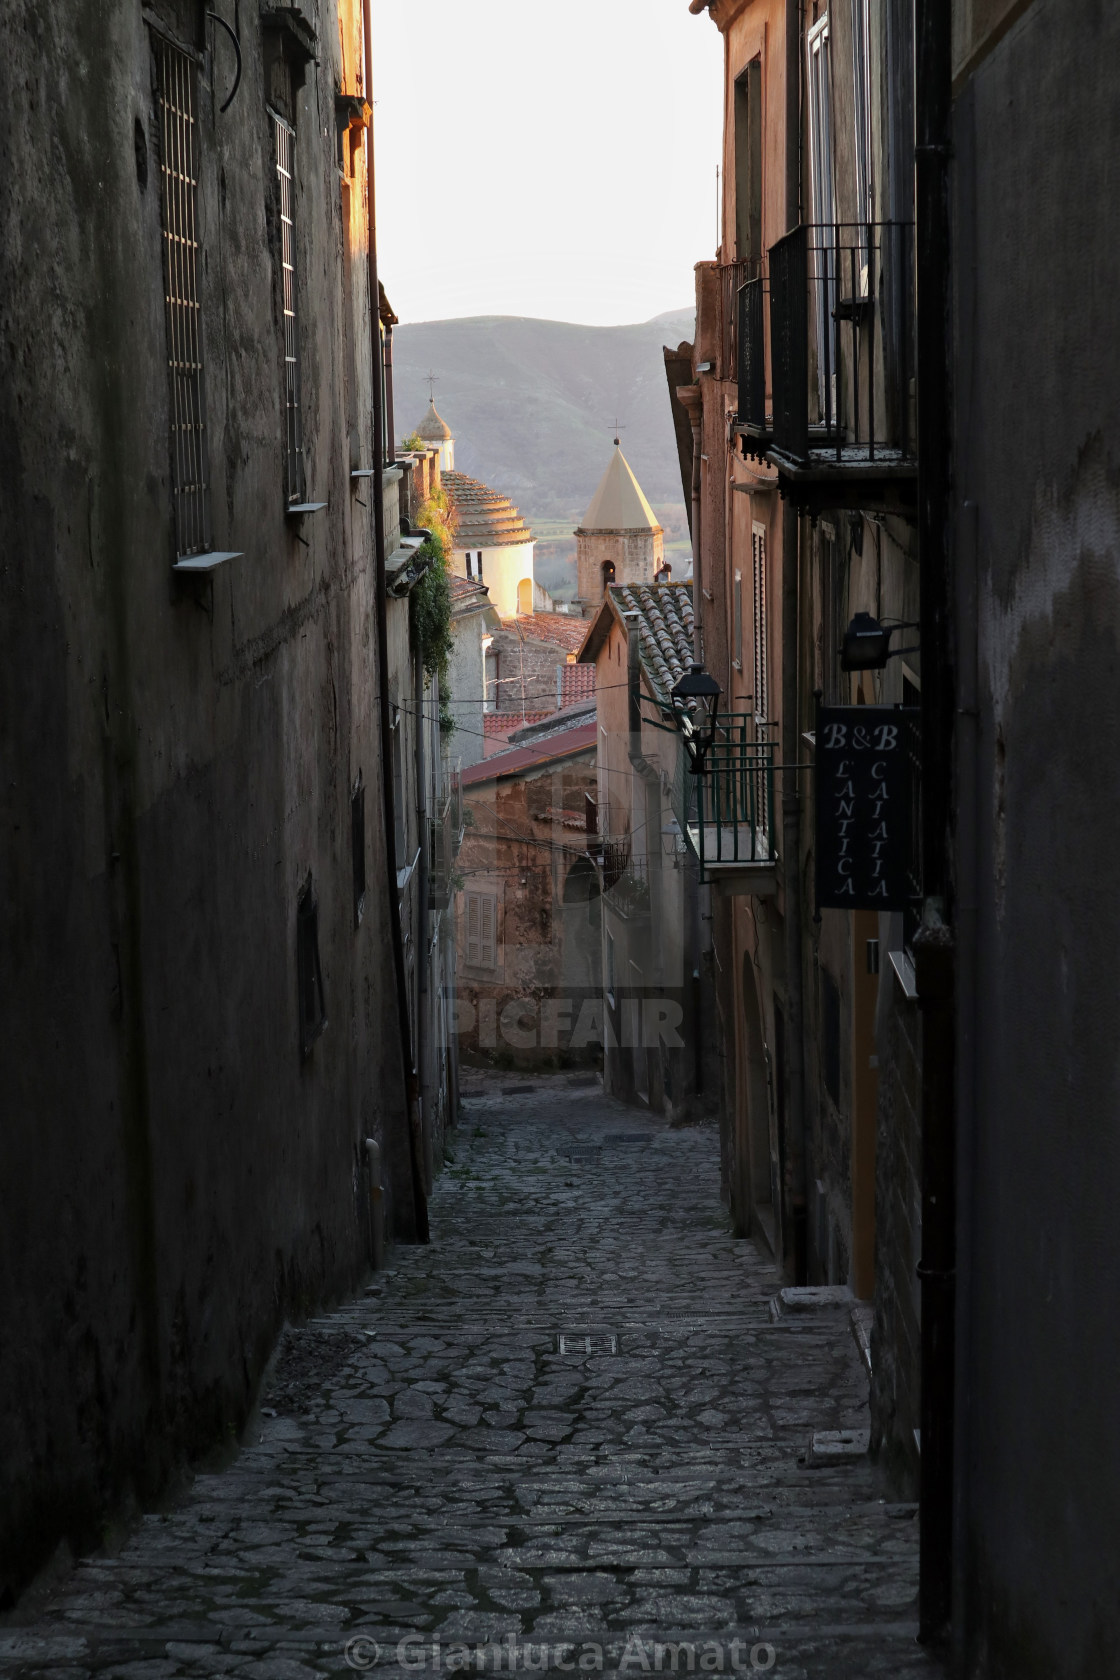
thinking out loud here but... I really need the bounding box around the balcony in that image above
[672,715,778,893]
[741,223,917,516]
[719,258,760,382]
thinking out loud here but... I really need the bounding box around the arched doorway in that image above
[517,577,533,615]
[738,952,776,1253]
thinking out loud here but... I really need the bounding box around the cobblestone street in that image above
[2,1076,945,1680]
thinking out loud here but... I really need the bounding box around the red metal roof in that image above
[461,721,597,787]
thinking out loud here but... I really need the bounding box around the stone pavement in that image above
[1,1074,946,1680]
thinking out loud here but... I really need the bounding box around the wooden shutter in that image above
[480,895,496,969]
[466,892,481,966]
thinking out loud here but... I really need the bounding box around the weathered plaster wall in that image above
[953,0,1120,1670]
[0,0,413,1600]
[456,761,600,1069]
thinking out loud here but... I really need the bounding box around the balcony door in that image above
[807,14,839,425]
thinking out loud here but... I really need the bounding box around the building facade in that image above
[578,583,717,1118]
[682,0,922,1537]
[454,711,601,1069]
[0,0,435,1600]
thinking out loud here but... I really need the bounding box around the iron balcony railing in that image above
[672,715,777,879]
[768,221,915,467]
[737,272,767,431]
[719,257,760,382]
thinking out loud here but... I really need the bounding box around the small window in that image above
[153,35,213,559]
[477,551,484,581]
[484,648,499,713]
[602,560,616,593]
[466,554,473,579]
[274,112,306,505]
[465,892,498,969]
[351,774,366,928]
[297,874,327,1056]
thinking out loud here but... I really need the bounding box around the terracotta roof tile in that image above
[499,612,589,652]
[445,471,533,549]
[608,582,696,707]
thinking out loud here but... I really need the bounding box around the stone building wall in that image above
[0,0,415,1601]
[576,528,663,604]
[455,758,601,1069]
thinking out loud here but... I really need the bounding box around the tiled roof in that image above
[462,722,597,787]
[559,663,596,706]
[483,709,551,737]
[609,582,696,707]
[445,472,533,549]
[498,612,588,653]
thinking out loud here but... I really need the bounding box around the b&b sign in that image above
[815,705,918,911]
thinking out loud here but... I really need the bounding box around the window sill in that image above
[350,467,376,479]
[396,846,421,892]
[888,948,918,1001]
[286,501,327,517]
[172,550,242,574]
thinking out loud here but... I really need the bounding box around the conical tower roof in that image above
[578,444,661,532]
[416,399,452,443]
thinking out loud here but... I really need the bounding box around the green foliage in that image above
[401,430,424,451]
[411,495,455,694]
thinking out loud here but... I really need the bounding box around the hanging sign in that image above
[815,704,918,911]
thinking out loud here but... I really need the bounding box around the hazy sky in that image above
[373,1,724,327]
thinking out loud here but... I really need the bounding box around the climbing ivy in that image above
[411,489,456,726]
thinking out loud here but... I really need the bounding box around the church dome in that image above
[444,472,533,548]
[416,399,452,443]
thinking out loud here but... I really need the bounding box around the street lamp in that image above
[670,662,721,771]
[840,612,920,672]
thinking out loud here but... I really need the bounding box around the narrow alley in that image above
[2,1076,944,1680]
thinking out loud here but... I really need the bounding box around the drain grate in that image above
[557,1333,619,1355]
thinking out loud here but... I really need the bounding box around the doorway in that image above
[739,952,776,1253]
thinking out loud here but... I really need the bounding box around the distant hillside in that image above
[394,310,695,529]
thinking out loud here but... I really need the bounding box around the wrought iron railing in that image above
[737,273,767,430]
[768,221,914,466]
[720,257,760,381]
[672,716,777,877]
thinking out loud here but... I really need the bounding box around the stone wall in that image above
[0,0,414,1602]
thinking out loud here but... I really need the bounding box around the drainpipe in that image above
[781,499,807,1283]
[677,385,704,660]
[383,312,396,469]
[914,0,955,1642]
[780,0,807,1284]
[414,645,432,1193]
[363,0,429,1243]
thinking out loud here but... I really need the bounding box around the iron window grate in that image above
[154,37,213,558]
[275,115,306,505]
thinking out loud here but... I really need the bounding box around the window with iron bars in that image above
[274,113,306,505]
[153,36,213,558]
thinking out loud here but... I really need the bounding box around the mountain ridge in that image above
[394,309,695,530]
